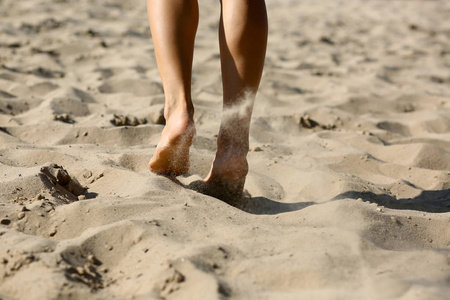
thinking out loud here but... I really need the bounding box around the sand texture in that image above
[1,0,450,299]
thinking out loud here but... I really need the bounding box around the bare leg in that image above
[147,0,198,175]
[204,0,268,197]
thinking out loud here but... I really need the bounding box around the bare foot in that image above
[202,148,249,200]
[149,109,195,176]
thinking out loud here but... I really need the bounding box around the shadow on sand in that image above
[333,189,450,213]
[225,196,315,215]
[173,179,314,215]
[169,176,449,215]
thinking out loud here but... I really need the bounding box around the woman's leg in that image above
[147,0,198,175]
[205,0,268,196]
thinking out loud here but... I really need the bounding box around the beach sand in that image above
[1,0,449,299]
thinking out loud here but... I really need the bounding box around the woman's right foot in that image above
[202,142,249,200]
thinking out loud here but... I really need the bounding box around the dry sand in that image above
[1,0,450,299]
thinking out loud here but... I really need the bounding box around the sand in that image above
[1,0,450,299]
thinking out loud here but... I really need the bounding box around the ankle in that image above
[164,96,194,121]
[216,133,249,156]
[210,151,249,180]
[164,108,194,127]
